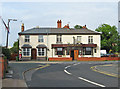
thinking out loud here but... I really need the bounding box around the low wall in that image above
[49,57,119,61]
[0,54,8,79]
[77,57,120,61]
[49,57,72,61]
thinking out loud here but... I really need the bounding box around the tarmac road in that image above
[25,62,119,87]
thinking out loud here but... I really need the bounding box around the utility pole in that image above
[6,19,17,48]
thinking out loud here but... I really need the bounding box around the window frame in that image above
[56,35,62,43]
[25,35,30,42]
[88,36,93,44]
[22,48,31,56]
[94,48,97,53]
[55,47,64,55]
[77,36,81,43]
[38,35,44,42]
[37,48,46,56]
[83,47,93,55]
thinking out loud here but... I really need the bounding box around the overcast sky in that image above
[0,0,119,47]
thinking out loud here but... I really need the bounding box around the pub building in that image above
[18,20,100,61]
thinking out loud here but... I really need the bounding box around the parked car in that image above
[101,53,118,57]
[101,53,107,57]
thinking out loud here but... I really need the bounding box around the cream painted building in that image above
[18,20,101,61]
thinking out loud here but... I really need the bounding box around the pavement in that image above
[1,60,119,87]
[2,65,27,87]
[91,63,120,78]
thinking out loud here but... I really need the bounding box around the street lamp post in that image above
[6,19,17,48]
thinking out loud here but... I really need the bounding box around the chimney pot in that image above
[57,20,62,28]
[21,23,24,32]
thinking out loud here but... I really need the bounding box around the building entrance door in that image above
[74,50,78,60]
[70,50,74,60]
[70,50,78,60]
[31,49,37,60]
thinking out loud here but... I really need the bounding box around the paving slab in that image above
[2,79,27,87]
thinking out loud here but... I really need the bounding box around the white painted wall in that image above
[19,34,101,57]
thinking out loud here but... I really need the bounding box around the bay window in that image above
[22,48,31,56]
[37,48,46,56]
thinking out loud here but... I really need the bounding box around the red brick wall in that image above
[49,57,120,61]
[77,57,120,61]
[0,56,8,79]
[49,57,72,61]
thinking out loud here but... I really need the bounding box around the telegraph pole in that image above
[6,19,17,48]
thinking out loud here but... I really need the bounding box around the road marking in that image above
[35,64,50,70]
[78,77,106,87]
[64,63,106,87]
[73,63,78,66]
[64,69,72,75]
[22,64,50,87]
[91,65,120,78]
[65,66,71,69]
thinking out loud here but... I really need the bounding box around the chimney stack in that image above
[63,24,69,29]
[57,20,62,28]
[21,23,24,32]
[83,25,86,28]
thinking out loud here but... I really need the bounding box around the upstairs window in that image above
[25,35,30,42]
[57,35,62,43]
[88,36,93,44]
[77,36,81,43]
[38,35,44,42]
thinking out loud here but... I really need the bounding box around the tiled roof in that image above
[18,28,100,35]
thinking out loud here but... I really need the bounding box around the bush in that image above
[2,47,11,60]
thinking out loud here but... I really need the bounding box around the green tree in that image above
[95,24,119,53]
[2,47,11,59]
[10,40,19,54]
[74,25,83,29]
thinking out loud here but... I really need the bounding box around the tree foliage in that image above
[74,25,83,29]
[2,47,11,59]
[95,24,119,53]
[10,40,19,54]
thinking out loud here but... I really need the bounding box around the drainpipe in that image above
[46,30,49,61]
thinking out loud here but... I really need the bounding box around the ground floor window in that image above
[79,49,82,55]
[94,48,97,53]
[37,48,46,56]
[55,48,66,55]
[56,48,63,55]
[83,47,93,55]
[22,48,31,56]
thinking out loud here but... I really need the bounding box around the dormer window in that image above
[25,35,30,42]
[38,35,44,42]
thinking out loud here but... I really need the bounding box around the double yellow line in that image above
[35,64,50,70]
[23,64,50,80]
[91,64,120,78]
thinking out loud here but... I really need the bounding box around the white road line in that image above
[64,69,72,75]
[65,66,71,69]
[73,63,78,66]
[78,77,106,87]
